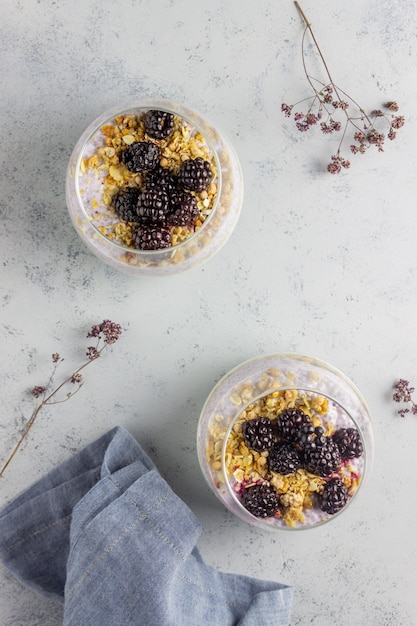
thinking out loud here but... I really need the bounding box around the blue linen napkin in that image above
[0,426,292,625]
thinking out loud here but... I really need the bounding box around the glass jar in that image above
[66,99,243,275]
[198,354,373,530]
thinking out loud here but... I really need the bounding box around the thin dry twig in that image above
[281,2,405,173]
[0,320,122,478]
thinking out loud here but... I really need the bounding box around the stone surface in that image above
[0,1,416,624]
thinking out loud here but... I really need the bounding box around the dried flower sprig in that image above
[0,320,122,478]
[392,379,417,418]
[282,2,405,173]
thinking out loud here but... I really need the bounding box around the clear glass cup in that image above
[66,99,243,276]
[197,354,374,530]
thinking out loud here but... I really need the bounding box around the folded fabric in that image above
[0,426,292,625]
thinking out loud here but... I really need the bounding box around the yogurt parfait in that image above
[66,100,243,275]
[197,354,373,530]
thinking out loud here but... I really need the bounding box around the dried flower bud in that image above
[392,379,417,417]
[391,116,405,130]
[327,154,350,174]
[87,320,122,344]
[87,324,102,339]
[71,373,83,384]
[52,353,60,363]
[366,130,385,151]
[320,119,341,134]
[385,101,399,111]
[327,160,341,175]
[32,386,46,398]
[306,112,318,125]
[332,100,349,110]
[101,320,122,344]
[86,346,100,360]
[281,103,293,117]
[393,379,414,403]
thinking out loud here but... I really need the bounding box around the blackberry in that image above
[145,166,178,193]
[303,435,341,477]
[137,189,170,222]
[144,110,174,140]
[268,443,302,475]
[134,224,171,250]
[113,187,140,222]
[240,483,280,518]
[276,408,314,448]
[242,417,276,452]
[121,141,160,172]
[332,428,363,459]
[178,157,212,192]
[168,191,198,227]
[320,477,349,514]
[313,426,327,446]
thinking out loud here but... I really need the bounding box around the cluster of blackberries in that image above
[240,407,363,518]
[112,111,213,250]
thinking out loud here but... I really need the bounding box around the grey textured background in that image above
[1,1,416,624]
